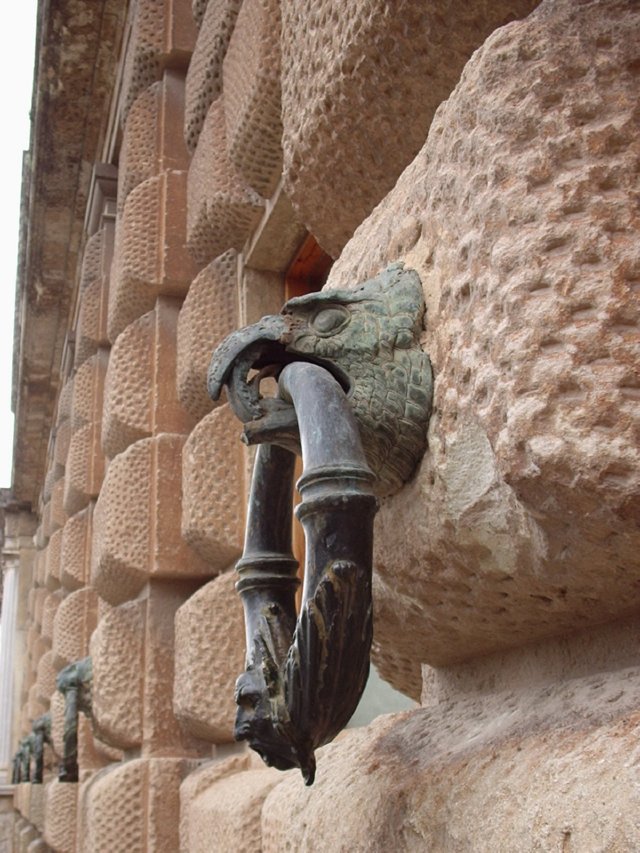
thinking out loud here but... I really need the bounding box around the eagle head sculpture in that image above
[208,262,433,496]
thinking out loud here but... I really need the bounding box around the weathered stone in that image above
[181,405,244,569]
[281,0,539,257]
[323,0,640,696]
[52,588,99,670]
[187,96,264,266]
[177,250,238,421]
[184,0,243,153]
[222,0,282,196]
[174,570,245,741]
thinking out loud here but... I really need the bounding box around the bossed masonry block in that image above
[43,462,64,505]
[120,0,196,124]
[324,0,640,693]
[85,758,196,852]
[35,650,56,706]
[63,423,106,517]
[44,529,62,591]
[92,434,210,605]
[118,72,190,214]
[41,591,63,645]
[281,0,539,258]
[174,570,245,742]
[191,0,208,28]
[52,588,99,670]
[79,229,105,293]
[184,0,243,153]
[52,419,71,470]
[102,301,195,460]
[57,376,74,426]
[177,250,238,421]
[184,766,281,853]
[108,171,199,340]
[50,691,65,757]
[28,684,46,723]
[60,507,92,591]
[90,600,145,749]
[70,351,108,435]
[74,223,114,369]
[187,96,264,266]
[44,780,77,853]
[222,0,283,197]
[49,479,68,536]
[77,716,121,777]
[181,404,244,568]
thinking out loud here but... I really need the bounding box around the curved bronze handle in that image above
[233,363,377,784]
[208,264,432,784]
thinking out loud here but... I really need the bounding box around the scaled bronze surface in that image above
[208,264,432,783]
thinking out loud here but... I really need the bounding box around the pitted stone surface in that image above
[186,765,281,853]
[63,422,106,516]
[90,601,145,749]
[49,479,68,535]
[70,352,107,435]
[85,758,195,852]
[118,74,190,214]
[323,0,640,694]
[79,229,104,293]
[52,587,99,670]
[50,691,66,757]
[184,0,243,153]
[44,529,62,591]
[261,624,640,851]
[52,420,71,470]
[281,0,539,257]
[44,781,78,853]
[120,0,196,125]
[181,404,244,568]
[187,96,264,265]
[191,0,209,28]
[35,650,56,705]
[102,313,153,458]
[92,434,209,605]
[60,507,92,591]
[103,302,194,459]
[222,0,283,196]
[108,171,198,341]
[177,250,238,421]
[41,591,63,645]
[75,279,109,369]
[174,570,245,741]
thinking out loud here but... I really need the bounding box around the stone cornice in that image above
[12,0,129,507]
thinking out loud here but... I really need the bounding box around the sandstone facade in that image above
[1,0,638,850]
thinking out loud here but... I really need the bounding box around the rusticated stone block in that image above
[174,570,245,741]
[177,250,237,421]
[60,506,92,591]
[90,600,145,749]
[85,758,196,852]
[49,479,67,536]
[187,96,263,266]
[70,352,107,434]
[118,72,190,214]
[77,716,121,778]
[27,785,46,834]
[41,591,63,645]
[44,529,62,591]
[262,623,640,851]
[43,461,64,504]
[120,0,196,124]
[185,765,281,852]
[27,683,46,723]
[35,650,56,706]
[57,377,74,426]
[50,691,65,757]
[52,419,71,470]
[108,171,199,340]
[79,229,105,294]
[63,422,106,516]
[191,0,208,28]
[44,780,77,853]
[281,0,538,257]
[181,405,244,568]
[74,223,114,369]
[92,434,210,605]
[184,0,243,153]
[52,588,99,670]
[323,0,640,694]
[102,300,194,459]
[222,0,282,196]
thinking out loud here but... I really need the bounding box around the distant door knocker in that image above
[208,263,433,784]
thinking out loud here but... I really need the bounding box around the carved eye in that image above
[310,305,350,336]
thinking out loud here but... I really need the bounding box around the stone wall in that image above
[5,0,639,850]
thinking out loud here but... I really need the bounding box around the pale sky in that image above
[0,2,38,487]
